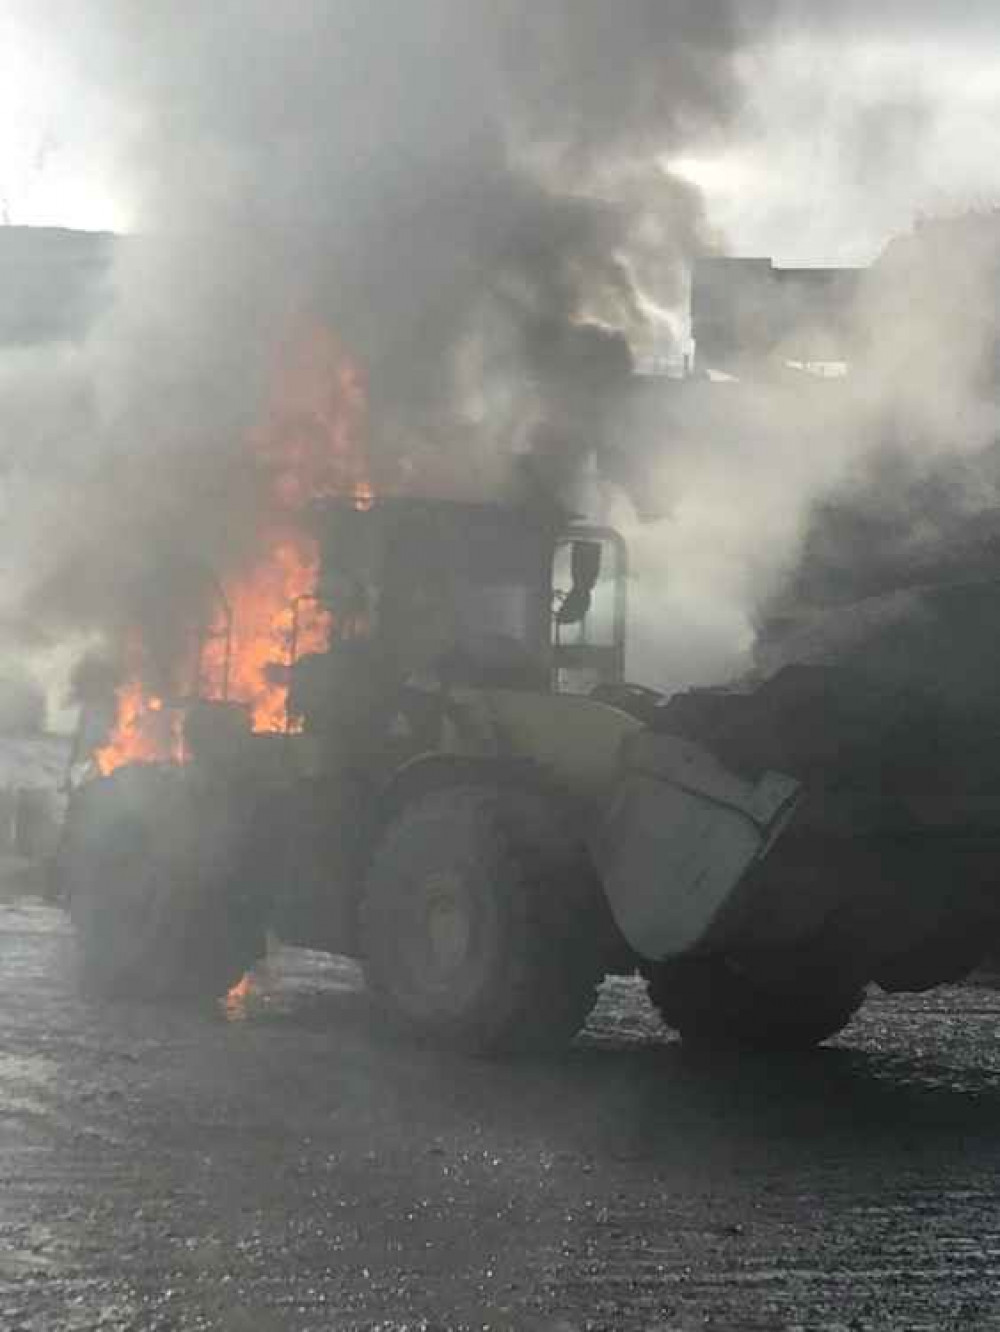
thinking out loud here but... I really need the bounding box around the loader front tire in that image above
[361,784,607,1055]
[644,955,864,1052]
[66,765,262,1002]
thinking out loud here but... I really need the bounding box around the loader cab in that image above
[309,497,627,697]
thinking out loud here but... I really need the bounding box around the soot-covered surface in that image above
[4,900,1000,1330]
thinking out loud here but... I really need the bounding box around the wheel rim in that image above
[376,857,503,1019]
[424,872,474,978]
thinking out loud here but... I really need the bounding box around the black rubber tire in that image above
[361,784,609,1055]
[65,765,262,1002]
[643,955,865,1052]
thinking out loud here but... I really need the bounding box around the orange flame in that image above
[201,526,335,734]
[96,317,370,768]
[93,631,186,775]
[223,970,257,1021]
[94,682,184,776]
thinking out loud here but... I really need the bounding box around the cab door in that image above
[552,526,628,694]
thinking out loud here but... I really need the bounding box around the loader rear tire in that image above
[644,956,864,1052]
[66,765,262,1002]
[361,784,608,1055]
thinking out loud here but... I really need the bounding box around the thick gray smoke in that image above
[742,213,1000,678]
[756,221,1000,636]
[0,1,758,711]
[607,206,1000,693]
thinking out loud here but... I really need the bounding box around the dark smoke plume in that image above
[0,1,758,708]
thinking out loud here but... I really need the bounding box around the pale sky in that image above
[672,21,1000,265]
[0,8,129,232]
[4,5,1000,263]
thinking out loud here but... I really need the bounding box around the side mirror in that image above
[556,540,603,626]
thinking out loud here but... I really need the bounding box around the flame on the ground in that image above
[97,317,370,765]
[222,970,257,1022]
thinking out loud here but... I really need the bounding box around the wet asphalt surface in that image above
[5,902,1000,1330]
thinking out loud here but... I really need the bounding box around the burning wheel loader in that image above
[56,496,850,1054]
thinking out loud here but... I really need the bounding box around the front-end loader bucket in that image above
[590,729,800,961]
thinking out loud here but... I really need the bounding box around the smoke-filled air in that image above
[15,12,1000,1326]
[4,1,1000,724]
[0,0,755,726]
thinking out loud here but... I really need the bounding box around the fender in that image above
[379,752,549,825]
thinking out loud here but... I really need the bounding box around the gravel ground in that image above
[4,899,1000,1330]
